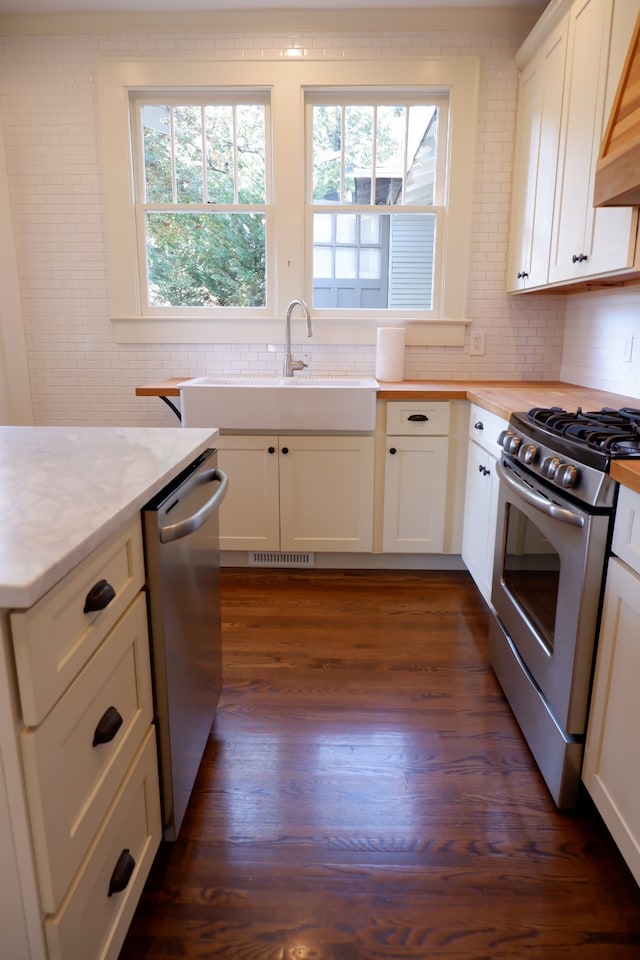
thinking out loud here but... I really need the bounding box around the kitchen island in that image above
[0,425,217,960]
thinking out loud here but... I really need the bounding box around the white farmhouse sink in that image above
[179,374,379,430]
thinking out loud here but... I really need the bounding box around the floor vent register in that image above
[248,551,315,568]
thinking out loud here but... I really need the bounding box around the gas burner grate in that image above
[523,406,640,458]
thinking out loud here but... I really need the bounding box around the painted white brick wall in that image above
[0,22,568,427]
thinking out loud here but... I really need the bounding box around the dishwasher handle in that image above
[159,468,228,544]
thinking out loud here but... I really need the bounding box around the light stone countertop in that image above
[0,426,217,609]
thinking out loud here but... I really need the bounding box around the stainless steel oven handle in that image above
[160,468,228,543]
[496,460,585,528]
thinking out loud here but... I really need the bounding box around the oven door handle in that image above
[496,460,585,528]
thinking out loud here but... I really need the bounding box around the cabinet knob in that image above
[572,253,588,263]
[108,849,136,897]
[281,446,289,455]
[92,706,124,747]
[389,447,397,455]
[474,420,484,431]
[83,578,115,614]
[267,446,276,454]
[517,271,529,279]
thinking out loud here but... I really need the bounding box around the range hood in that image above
[594,11,640,207]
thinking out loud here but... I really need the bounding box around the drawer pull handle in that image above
[407,414,429,422]
[93,706,123,747]
[108,849,136,897]
[474,420,484,430]
[83,579,116,614]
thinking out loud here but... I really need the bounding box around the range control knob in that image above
[518,443,537,466]
[503,432,522,454]
[555,462,578,489]
[541,456,561,480]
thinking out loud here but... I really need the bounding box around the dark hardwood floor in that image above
[119,569,640,960]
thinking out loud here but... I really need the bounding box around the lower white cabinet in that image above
[382,401,450,553]
[5,516,162,960]
[583,486,640,885]
[216,434,375,553]
[461,404,508,604]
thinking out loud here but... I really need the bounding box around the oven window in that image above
[502,503,560,654]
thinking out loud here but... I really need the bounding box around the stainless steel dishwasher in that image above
[142,448,228,840]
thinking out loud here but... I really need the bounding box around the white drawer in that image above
[612,485,640,576]
[21,593,153,913]
[44,727,161,960]
[468,402,508,458]
[11,515,145,725]
[386,400,450,435]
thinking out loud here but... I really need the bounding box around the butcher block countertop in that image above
[138,377,640,422]
[137,379,640,492]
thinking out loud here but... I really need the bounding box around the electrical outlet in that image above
[623,336,634,363]
[470,331,485,356]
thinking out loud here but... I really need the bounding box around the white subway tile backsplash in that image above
[1,20,569,426]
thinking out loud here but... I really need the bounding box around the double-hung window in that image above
[98,58,479,344]
[132,95,270,310]
[307,94,446,314]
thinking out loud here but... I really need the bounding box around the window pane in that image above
[174,106,204,203]
[313,213,333,243]
[312,211,435,310]
[375,105,405,205]
[237,104,266,203]
[204,104,234,204]
[359,248,380,279]
[388,213,435,308]
[313,246,333,279]
[344,105,373,204]
[312,105,341,203]
[405,106,438,206]
[335,247,357,279]
[335,214,356,245]
[142,105,172,203]
[145,211,265,307]
[360,214,380,244]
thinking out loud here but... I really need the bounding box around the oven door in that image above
[491,457,610,735]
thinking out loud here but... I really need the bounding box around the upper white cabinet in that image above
[508,0,640,293]
[507,14,568,290]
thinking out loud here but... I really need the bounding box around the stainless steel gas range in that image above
[489,406,640,809]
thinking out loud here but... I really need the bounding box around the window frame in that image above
[305,90,448,318]
[97,56,480,345]
[130,91,273,315]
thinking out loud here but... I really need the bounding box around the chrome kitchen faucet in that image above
[284,299,312,377]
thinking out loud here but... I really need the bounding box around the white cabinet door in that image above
[215,435,280,551]
[583,556,640,886]
[507,15,568,291]
[461,440,499,604]
[217,434,374,553]
[382,436,449,553]
[549,0,638,283]
[279,436,374,552]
